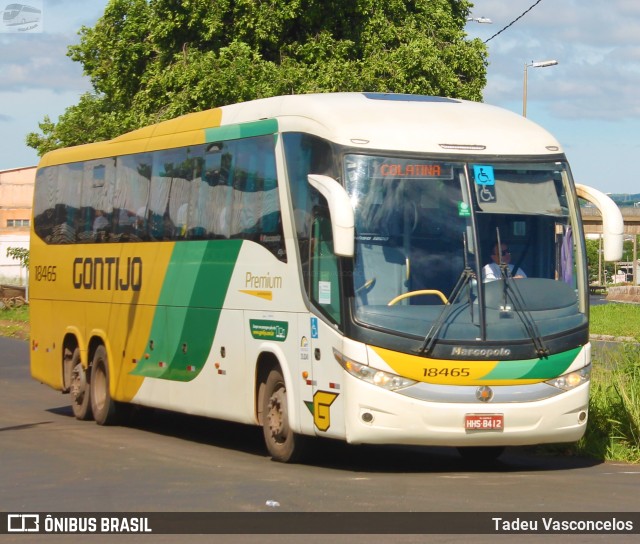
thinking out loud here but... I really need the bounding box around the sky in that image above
[0,0,639,195]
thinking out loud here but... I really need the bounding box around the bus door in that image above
[306,212,346,439]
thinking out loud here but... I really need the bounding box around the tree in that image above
[6,247,29,268]
[585,238,617,285]
[27,0,487,155]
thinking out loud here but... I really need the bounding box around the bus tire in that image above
[69,348,92,421]
[90,345,118,426]
[262,368,305,463]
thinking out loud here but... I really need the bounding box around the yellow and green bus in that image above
[30,93,622,462]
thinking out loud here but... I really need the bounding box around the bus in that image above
[29,93,623,462]
[2,4,40,27]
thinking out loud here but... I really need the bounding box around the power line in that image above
[484,0,545,43]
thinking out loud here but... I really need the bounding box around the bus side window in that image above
[80,160,115,242]
[310,208,341,325]
[212,148,234,239]
[150,148,189,240]
[184,145,208,239]
[194,142,225,239]
[283,132,337,290]
[114,153,152,241]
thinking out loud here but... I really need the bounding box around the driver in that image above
[482,243,527,282]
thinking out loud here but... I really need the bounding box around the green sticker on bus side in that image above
[249,320,288,342]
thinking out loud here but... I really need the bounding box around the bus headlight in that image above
[545,365,591,391]
[333,349,417,391]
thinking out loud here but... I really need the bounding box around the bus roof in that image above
[38,93,563,167]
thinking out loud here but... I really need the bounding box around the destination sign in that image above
[376,162,453,179]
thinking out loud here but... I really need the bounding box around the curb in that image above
[590,334,638,343]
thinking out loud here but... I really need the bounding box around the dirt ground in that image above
[0,319,29,341]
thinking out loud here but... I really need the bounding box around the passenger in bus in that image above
[92,210,110,241]
[482,243,527,282]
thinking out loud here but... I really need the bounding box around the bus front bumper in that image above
[343,375,590,447]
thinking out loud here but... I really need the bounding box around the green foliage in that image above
[585,238,614,284]
[585,236,639,285]
[537,343,640,464]
[620,236,639,264]
[577,345,640,463]
[26,0,488,153]
[5,247,29,268]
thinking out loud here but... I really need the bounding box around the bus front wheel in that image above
[69,348,92,421]
[90,345,118,426]
[262,369,305,463]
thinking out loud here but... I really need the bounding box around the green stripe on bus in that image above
[520,347,581,380]
[131,240,242,381]
[205,119,278,142]
[482,347,581,380]
[480,358,539,380]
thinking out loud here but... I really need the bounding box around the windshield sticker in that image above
[318,281,332,304]
[477,184,497,203]
[457,201,471,217]
[473,165,495,186]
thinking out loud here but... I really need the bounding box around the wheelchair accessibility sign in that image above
[473,165,496,203]
[473,165,495,185]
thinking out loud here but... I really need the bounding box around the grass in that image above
[590,303,640,341]
[2,303,639,463]
[568,344,640,463]
[0,304,29,340]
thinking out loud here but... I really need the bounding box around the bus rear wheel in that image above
[262,369,305,463]
[69,348,92,421]
[90,345,118,426]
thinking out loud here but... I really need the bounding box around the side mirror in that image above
[307,174,354,257]
[576,184,623,261]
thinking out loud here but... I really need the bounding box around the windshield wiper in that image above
[420,233,477,355]
[497,274,549,357]
[420,229,550,358]
[494,229,549,358]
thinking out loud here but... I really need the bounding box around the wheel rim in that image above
[267,385,289,445]
[70,363,86,406]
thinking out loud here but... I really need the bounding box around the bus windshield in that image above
[344,154,585,348]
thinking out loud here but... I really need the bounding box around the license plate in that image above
[465,414,504,431]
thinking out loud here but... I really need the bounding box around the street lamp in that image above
[522,60,558,117]
[467,16,493,24]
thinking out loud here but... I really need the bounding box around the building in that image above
[0,166,35,285]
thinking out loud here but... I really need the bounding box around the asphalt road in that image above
[1,336,639,543]
[590,294,609,306]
